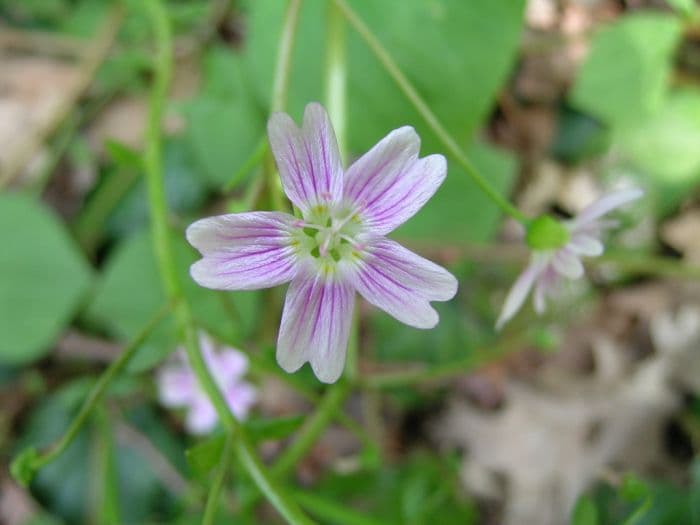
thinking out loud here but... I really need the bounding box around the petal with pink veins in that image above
[187,211,299,290]
[352,237,457,329]
[267,102,343,212]
[344,127,446,235]
[277,271,355,384]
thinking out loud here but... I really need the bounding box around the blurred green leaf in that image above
[395,141,516,243]
[183,47,265,187]
[85,228,260,372]
[0,194,92,365]
[618,90,700,185]
[241,0,525,152]
[106,138,208,239]
[572,495,600,525]
[186,434,225,478]
[186,416,304,477]
[312,451,476,525]
[570,13,681,127]
[666,0,695,16]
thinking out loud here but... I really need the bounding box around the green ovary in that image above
[295,205,363,270]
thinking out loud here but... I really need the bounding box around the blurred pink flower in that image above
[157,333,256,435]
[186,103,457,383]
[497,187,643,329]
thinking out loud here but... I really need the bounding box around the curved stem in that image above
[202,433,233,525]
[29,301,174,473]
[144,2,313,524]
[332,0,527,224]
[266,0,303,213]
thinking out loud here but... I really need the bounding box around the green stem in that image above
[266,0,303,213]
[325,1,347,160]
[94,406,121,525]
[144,3,313,524]
[29,301,173,473]
[202,433,233,525]
[332,0,527,224]
[294,490,384,525]
[361,330,527,389]
[222,136,268,193]
[271,0,303,113]
[239,382,352,512]
[272,382,351,477]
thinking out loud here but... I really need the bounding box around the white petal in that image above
[343,127,447,235]
[572,187,643,228]
[351,237,457,329]
[187,211,299,290]
[568,233,604,257]
[267,103,343,212]
[276,272,355,383]
[551,249,584,279]
[496,259,543,330]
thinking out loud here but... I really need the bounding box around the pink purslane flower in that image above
[496,187,643,329]
[186,103,458,383]
[157,333,256,435]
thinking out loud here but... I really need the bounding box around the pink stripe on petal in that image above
[344,127,447,235]
[277,273,354,383]
[186,212,299,290]
[267,103,343,212]
[352,237,457,329]
[572,187,643,228]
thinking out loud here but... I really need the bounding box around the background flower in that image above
[157,333,256,435]
[497,187,643,329]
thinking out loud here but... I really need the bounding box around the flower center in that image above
[294,205,364,273]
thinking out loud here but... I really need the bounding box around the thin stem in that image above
[332,0,528,224]
[202,433,233,525]
[272,382,351,478]
[239,382,352,512]
[325,1,347,161]
[143,3,313,523]
[271,0,303,113]
[361,330,527,389]
[222,136,268,193]
[30,301,174,472]
[94,406,121,525]
[265,0,303,213]
[294,490,384,525]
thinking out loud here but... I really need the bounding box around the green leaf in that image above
[619,89,700,185]
[666,0,695,16]
[186,416,304,478]
[241,0,525,153]
[0,193,92,365]
[571,495,599,525]
[184,97,264,187]
[85,228,260,372]
[10,447,39,487]
[570,13,682,127]
[182,47,265,188]
[395,141,516,243]
[245,415,305,442]
[186,435,225,478]
[106,138,208,239]
[105,139,142,170]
